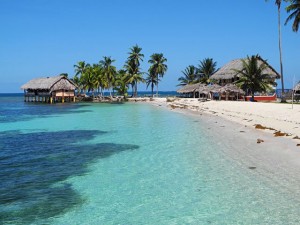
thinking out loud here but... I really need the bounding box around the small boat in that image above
[244,93,277,102]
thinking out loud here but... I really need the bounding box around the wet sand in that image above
[143,97,300,197]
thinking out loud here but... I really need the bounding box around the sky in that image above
[0,0,299,93]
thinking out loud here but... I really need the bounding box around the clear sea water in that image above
[1,94,300,225]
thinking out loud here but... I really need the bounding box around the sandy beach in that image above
[145,97,300,143]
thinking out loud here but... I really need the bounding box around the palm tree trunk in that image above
[135,83,138,97]
[251,88,255,102]
[156,74,159,97]
[151,83,154,97]
[278,4,285,102]
[131,84,134,97]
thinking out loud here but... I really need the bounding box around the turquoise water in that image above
[1,96,300,224]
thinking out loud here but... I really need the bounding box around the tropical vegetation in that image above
[233,55,277,100]
[71,45,168,98]
[177,65,199,86]
[125,45,145,97]
[285,0,300,32]
[198,58,218,84]
[177,58,217,86]
[148,53,168,97]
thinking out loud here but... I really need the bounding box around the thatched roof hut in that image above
[294,82,300,92]
[219,83,245,94]
[177,83,206,94]
[21,76,77,103]
[199,84,221,94]
[21,76,76,92]
[210,56,280,81]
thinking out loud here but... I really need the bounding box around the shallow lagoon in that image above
[1,96,300,224]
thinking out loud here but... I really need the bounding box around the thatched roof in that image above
[21,76,77,92]
[294,82,300,91]
[177,83,245,95]
[210,56,280,80]
[199,84,222,94]
[219,83,245,94]
[177,83,206,94]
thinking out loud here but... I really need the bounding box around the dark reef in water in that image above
[0,100,92,123]
[0,129,139,224]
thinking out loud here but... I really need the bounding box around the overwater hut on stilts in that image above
[21,75,77,103]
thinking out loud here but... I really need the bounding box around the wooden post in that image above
[50,97,53,104]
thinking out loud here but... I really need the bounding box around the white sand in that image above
[133,97,300,147]
[165,98,300,139]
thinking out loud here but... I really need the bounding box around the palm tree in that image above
[72,75,81,95]
[177,65,198,86]
[114,69,129,99]
[146,72,159,97]
[266,0,285,102]
[148,53,168,97]
[198,58,217,84]
[128,45,144,68]
[83,65,97,96]
[74,61,88,77]
[90,63,104,96]
[74,61,89,94]
[99,56,117,96]
[125,45,144,97]
[124,68,145,97]
[233,55,277,100]
[285,0,300,32]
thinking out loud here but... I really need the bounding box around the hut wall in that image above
[54,91,74,97]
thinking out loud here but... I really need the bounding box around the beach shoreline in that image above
[140,97,300,195]
[141,97,300,146]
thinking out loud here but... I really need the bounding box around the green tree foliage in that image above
[177,58,217,86]
[125,45,145,97]
[114,69,129,99]
[71,45,168,98]
[148,53,168,97]
[99,56,117,96]
[198,58,218,84]
[145,72,159,97]
[177,65,198,86]
[285,0,300,32]
[233,55,277,100]
[73,61,90,94]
